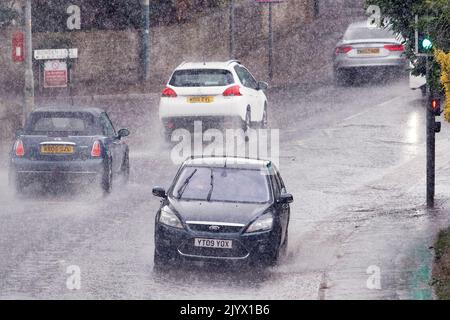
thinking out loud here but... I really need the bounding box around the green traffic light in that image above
[422,38,433,50]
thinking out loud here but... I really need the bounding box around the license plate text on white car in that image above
[194,238,233,249]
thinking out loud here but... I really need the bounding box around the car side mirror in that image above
[152,186,167,198]
[257,81,268,91]
[117,128,130,139]
[278,193,293,204]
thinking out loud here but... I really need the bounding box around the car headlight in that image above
[159,208,183,229]
[245,213,274,233]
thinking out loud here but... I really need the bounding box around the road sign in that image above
[44,60,68,88]
[34,48,78,60]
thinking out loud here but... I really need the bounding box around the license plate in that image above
[357,48,380,54]
[40,145,74,154]
[194,238,233,249]
[187,96,214,103]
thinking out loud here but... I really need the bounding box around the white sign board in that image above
[44,60,68,88]
[34,48,78,60]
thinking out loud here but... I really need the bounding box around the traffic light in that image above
[431,98,441,115]
[430,97,441,133]
[418,33,433,54]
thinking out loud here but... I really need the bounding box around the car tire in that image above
[258,105,268,129]
[259,229,282,268]
[334,69,350,86]
[121,152,130,184]
[8,168,24,194]
[102,158,113,195]
[242,109,251,141]
[153,249,171,272]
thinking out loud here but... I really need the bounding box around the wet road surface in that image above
[1,77,450,299]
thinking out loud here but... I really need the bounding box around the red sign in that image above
[12,32,24,62]
[44,61,68,88]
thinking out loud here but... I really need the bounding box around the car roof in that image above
[184,156,273,171]
[347,21,372,29]
[31,107,105,117]
[175,60,241,71]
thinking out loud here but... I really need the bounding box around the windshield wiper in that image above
[206,168,214,201]
[176,169,198,199]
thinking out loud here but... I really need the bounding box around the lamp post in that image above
[23,0,34,124]
[141,0,150,82]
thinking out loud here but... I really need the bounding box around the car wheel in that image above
[281,228,289,257]
[9,168,24,194]
[259,105,268,129]
[121,152,130,184]
[102,159,113,194]
[259,229,282,267]
[242,109,251,141]
[153,249,172,272]
[334,69,349,86]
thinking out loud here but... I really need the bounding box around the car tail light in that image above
[335,46,352,54]
[91,141,101,157]
[162,87,177,98]
[223,85,242,96]
[384,44,404,51]
[15,139,24,157]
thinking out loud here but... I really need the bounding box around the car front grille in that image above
[187,223,244,234]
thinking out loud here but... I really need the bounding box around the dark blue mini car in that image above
[9,107,130,194]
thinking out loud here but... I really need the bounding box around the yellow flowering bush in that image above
[436,50,450,122]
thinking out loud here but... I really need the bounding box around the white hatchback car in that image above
[159,60,268,139]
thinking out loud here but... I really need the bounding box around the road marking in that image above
[341,96,403,123]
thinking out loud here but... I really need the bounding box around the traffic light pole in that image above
[426,93,435,208]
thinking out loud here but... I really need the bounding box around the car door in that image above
[234,65,260,120]
[273,169,290,244]
[100,112,123,173]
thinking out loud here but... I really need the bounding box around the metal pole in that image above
[141,0,150,82]
[229,0,235,59]
[268,3,273,80]
[24,0,34,125]
[426,89,435,208]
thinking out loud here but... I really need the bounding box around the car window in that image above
[26,112,98,135]
[344,27,396,40]
[234,66,258,90]
[169,69,234,87]
[100,113,116,137]
[172,166,271,204]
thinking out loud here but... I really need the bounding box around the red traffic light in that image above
[431,99,439,110]
[431,98,441,115]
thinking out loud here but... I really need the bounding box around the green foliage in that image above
[366,0,450,92]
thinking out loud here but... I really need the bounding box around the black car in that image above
[152,156,293,269]
[9,107,130,194]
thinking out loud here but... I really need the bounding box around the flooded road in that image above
[1,78,449,299]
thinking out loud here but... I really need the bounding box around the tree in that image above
[0,1,19,28]
[366,0,449,91]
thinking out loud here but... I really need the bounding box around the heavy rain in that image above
[0,0,450,302]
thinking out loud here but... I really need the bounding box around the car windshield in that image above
[172,166,271,203]
[169,69,234,87]
[344,27,396,40]
[26,112,99,135]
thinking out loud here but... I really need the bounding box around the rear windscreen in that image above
[26,112,99,135]
[344,27,396,40]
[169,69,234,87]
